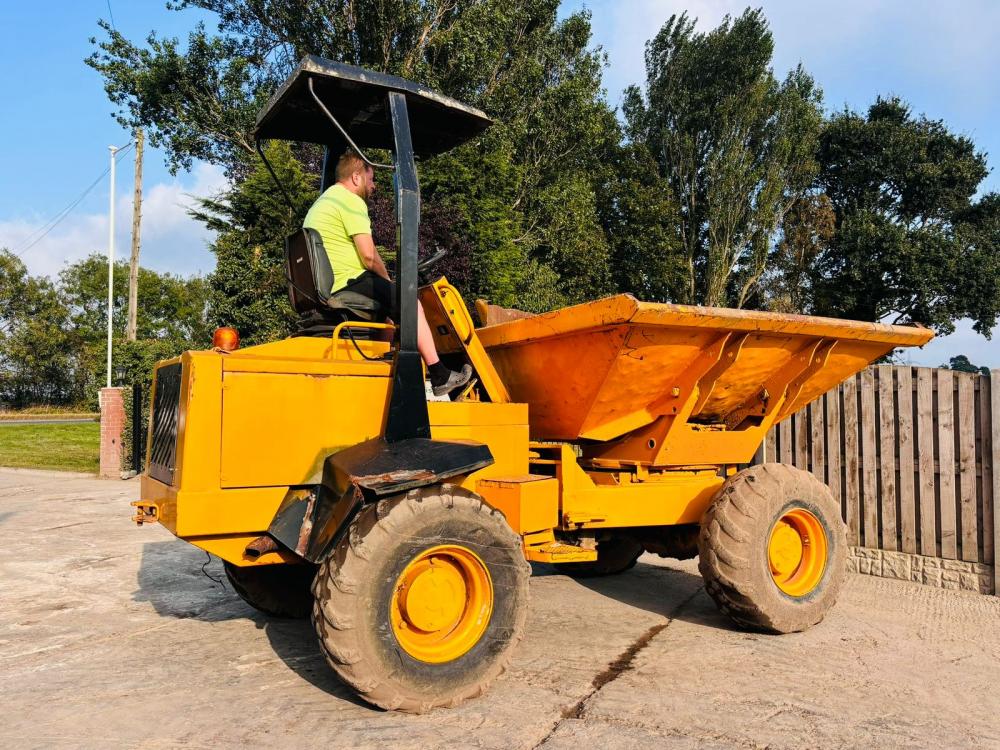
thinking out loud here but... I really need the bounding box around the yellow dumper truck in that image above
[133,56,934,712]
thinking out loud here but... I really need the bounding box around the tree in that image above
[87,1,620,311]
[811,97,1000,335]
[764,192,836,313]
[622,9,823,308]
[369,192,474,292]
[942,355,990,376]
[596,143,686,303]
[59,255,212,347]
[0,250,75,407]
[190,140,315,344]
[0,249,211,408]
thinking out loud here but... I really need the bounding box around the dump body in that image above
[478,295,932,466]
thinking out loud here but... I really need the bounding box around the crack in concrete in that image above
[532,586,702,749]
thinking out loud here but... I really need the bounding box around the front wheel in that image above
[312,484,530,712]
[698,463,847,633]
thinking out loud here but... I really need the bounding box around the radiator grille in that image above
[148,362,182,485]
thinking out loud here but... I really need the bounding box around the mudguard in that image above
[265,437,493,563]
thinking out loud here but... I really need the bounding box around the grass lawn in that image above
[0,422,100,473]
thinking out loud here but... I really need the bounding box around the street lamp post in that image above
[106,143,127,388]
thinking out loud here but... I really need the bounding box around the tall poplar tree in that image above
[622,9,823,308]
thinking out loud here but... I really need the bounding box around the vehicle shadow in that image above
[533,557,744,633]
[134,540,743,706]
[134,539,373,709]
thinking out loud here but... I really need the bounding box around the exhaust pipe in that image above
[244,535,280,560]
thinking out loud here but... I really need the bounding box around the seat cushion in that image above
[329,290,383,312]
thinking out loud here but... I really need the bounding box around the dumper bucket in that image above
[477,295,932,450]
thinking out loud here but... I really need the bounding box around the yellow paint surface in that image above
[478,294,933,465]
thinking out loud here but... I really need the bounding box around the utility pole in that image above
[127,128,144,342]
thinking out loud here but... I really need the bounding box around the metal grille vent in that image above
[148,362,182,485]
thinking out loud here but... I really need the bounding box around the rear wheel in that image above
[312,484,530,712]
[561,536,643,578]
[698,463,847,633]
[224,561,316,619]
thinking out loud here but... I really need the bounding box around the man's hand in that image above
[352,233,390,280]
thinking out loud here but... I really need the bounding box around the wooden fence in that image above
[755,366,1000,594]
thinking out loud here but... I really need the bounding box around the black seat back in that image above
[286,228,334,314]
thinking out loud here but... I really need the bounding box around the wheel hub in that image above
[398,557,467,633]
[768,508,828,597]
[391,545,493,663]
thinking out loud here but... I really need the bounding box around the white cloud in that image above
[0,162,227,280]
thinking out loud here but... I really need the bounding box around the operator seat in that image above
[285,228,384,337]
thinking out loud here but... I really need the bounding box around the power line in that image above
[106,0,117,31]
[12,143,133,258]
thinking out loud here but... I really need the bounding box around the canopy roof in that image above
[253,56,492,156]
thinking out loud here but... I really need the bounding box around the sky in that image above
[0,0,998,367]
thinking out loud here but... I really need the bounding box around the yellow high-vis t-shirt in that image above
[302,183,372,293]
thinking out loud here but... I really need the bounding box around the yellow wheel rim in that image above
[768,508,828,597]
[390,544,493,663]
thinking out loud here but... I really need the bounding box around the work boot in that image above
[431,364,473,397]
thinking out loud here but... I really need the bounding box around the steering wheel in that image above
[417,246,448,285]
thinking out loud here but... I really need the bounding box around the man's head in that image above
[336,150,376,201]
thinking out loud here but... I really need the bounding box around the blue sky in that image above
[1,1,998,366]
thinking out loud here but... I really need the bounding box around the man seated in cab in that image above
[304,149,473,397]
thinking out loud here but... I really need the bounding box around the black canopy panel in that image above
[253,55,492,156]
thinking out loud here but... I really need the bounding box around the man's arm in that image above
[352,233,390,281]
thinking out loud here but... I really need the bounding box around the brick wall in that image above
[99,387,124,479]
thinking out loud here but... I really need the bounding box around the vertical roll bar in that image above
[384,91,431,441]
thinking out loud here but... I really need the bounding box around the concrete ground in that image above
[2,468,999,750]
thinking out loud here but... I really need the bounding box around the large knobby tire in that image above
[561,536,643,578]
[698,463,847,634]
[312,484,530,713]
[224,561,317,619]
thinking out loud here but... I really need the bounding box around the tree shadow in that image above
[134,539,373,710]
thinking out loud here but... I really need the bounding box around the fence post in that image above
[991,369,1000,596]
[132,381,144,475]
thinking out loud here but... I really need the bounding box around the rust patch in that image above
[295,491,317,556]
[354,469,436,487]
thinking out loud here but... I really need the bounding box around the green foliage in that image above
[87,19,263,173]
[0,251,77,406]
[0,248,210,409]
[59,254,212,347]
[597,143,686,302]
[191,140,317,343]
[811,98,1000,335]
[764,193,836,313]
[941,355,990,376]
[623,9,823,307]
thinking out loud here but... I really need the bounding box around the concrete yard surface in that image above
[2,468,999,749]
